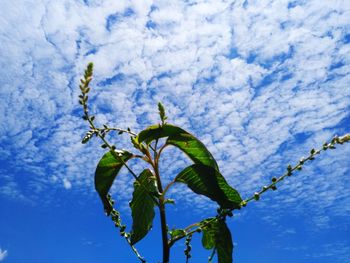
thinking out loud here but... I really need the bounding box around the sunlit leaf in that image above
[136,124,218,170]
[201,219,233,263]
[130,169,157,245]
[175,164,242,209]
[95,150,132,213]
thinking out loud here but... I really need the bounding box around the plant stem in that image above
[148,149,170,263]
[159,197,170,263]
[158,190,170,261]
[102,126,137,136]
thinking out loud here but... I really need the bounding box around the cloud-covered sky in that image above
[0,0,349,262]
[0,248,8,262]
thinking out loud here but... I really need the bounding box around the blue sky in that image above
[0,0,350,262]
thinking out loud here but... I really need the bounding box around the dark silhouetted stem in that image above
[146,149,170,263]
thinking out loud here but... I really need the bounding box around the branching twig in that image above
[79,63,160,206]
[241,133,350,206]
[168,133,350,245]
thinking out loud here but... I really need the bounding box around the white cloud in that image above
[63,178,72,190]
[0,0,349,225]
[0,248,8,261]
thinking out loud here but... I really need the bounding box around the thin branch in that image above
[163,179,176,196]
[101,126,137,137]
[154,138,159,161]
[169,134,350,246]
[154,143,168,176]
[241,133,350,206]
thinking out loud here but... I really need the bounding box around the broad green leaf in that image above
[137,124,181,144]
[95,150,132,213]
[216,220,233,263]
[201,219,233,263]
[130,169,157,245]
[175,164,242,209]
[136,124,218,170]
[167,133,218,170]
[201,218,216,250]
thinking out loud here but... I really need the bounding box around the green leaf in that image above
[137,124,182,144]
[201,219,216,250]
[136,124,218,170]
[216,220,233,263]
[95,150,133,213]
[130,169,157,245]
[201,219,233,263]
[175,164,242,209]
[167,133,218,170]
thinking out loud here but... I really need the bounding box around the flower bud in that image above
[254,192,260,201]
